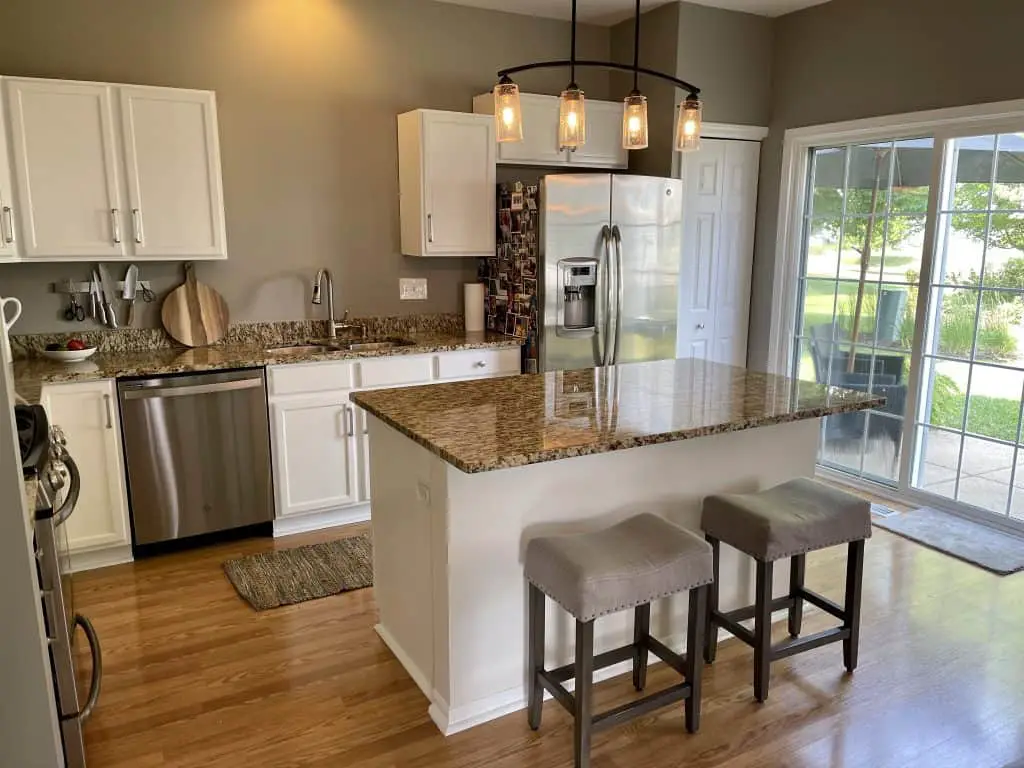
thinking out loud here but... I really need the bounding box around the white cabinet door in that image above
[497,94,567,166]
[569,100,627,169]
[423,112,495,256]
[119,86,227,259]
[5,78,125,259]
[677,138,759,367]
[41,380,131,553]
[713,140,759,368]
[0,100,16,261]
[271,395,359,517]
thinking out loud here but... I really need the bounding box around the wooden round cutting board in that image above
[161,263,229,347]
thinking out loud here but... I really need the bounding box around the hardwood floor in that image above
[74,518,1024,768]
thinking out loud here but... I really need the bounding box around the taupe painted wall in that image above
[749,0,1024,370]
[610,1,773,177]
[0,0,610,333]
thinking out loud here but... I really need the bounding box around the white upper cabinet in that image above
[0,76,227,262]
[473,92,627,170]
[0,98,16,262]
[119,86,227,259]
[398,109,496,258]
[5,79,125,259]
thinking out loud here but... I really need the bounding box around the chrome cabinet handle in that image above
[110,209,122,244]
[132,208,144,244]
[346,405,355,437]
[473,361,487,368]
[1,206,14,244]
[103,394,113,429]
[427,213,434,244]
[697,323,706,330]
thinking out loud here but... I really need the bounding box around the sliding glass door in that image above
[792,128,1024,527]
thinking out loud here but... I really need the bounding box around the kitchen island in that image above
[350,359,881,735]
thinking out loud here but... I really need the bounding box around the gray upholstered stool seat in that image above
[524,513,713,768]
[701,478,871,703]
[702,478,872,562]
[525,513,714,621]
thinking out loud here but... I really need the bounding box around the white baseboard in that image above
[273,504,370,537]
[70,544,133,573]
[374,623,433,701]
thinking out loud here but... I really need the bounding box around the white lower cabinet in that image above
[39,379,132,565]
[270,394,359,518]
[267,348,521,529]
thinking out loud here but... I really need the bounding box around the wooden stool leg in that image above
[753,560,774,703]
[632,603,651,692]
[685,585,708,733]
[704,535,720,664]
[843,539,866,673]
[527,583,545,730]
[788,554,806,638]
[574,620,595,768]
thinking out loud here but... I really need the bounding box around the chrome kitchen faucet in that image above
[312,268,363,338]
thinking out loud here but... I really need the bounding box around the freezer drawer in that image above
[119,369,273,546]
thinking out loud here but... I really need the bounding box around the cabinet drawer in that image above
[357,355,434,388]
[435,348,521,380]
[268,362,354,396]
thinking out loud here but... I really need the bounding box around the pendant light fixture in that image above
[494,75,523,143]
[621,0,648,150]
[558,0,585,150]
[492,1,703,153]
[675,94,703,153]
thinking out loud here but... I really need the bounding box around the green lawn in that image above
[929,374,1022,442]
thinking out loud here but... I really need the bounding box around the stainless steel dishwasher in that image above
[118,369,273,547]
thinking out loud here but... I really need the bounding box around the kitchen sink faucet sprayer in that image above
[312,268,362,338]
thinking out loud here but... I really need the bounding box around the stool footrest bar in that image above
[592,682,692,732]
[645,635,687,677]
[549,644,635,683]
[537,669,576,716]
[796,587,846,621]
[721,595,794,624]
[771,627,849,661]
[712,610,755,647]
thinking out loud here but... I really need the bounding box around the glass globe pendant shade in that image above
[494,79,523,143]
[558,87,586,150]
[622,91,648,150]
[675,96,703,152]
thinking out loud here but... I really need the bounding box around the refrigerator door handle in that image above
[600,225,613,366]
[611,225,624,365]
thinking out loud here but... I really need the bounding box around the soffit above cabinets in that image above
[429,0,834,25]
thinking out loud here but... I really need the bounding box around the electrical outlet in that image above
[400,278,428,300]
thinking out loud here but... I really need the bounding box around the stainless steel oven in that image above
[26,412,102,768]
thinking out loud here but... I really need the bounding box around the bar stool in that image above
[701,478,872,702]
[524,513,713,768]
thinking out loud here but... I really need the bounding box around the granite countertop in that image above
[351,358,885,473]
[13,331,519,404]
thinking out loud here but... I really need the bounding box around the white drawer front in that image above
[268,362,355,396]
[435,348,521,380]
[357,355,434,388]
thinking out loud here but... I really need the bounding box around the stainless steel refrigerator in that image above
[538,174,682,372]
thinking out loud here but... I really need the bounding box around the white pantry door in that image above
[4,78,125,259]
[677,138,760,367]
[119,86,226,259]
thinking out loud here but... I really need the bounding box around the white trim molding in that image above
[272,503,370,537]
[768,97,1024,376]
[702,122,769,142]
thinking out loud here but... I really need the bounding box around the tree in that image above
[949,182,1024,253]
[811,186,931,256]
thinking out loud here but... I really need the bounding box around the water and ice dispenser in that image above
[557,258,598,333]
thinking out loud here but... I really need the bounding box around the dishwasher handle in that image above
[121,377,264,400]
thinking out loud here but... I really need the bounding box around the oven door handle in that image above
[53,454,81,528]
[74,614,102,722]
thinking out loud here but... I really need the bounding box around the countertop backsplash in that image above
[11,313,470,358]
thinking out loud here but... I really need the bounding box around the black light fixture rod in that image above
[498,60,701,96]
[569,0,578,86]
[632,0,641,92]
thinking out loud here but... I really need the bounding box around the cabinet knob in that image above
[473,361,487,368]
[696,323,706,331]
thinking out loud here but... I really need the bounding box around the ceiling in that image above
[430,0,834,25]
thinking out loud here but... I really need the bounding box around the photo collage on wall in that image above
[478,181,540,371]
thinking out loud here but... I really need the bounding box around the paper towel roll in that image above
[464,283,485,333]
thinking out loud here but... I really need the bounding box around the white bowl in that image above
[41,347,98,363]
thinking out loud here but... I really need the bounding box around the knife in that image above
[91,270,106,325]
[97,264,118,329]
[122,264,139,326]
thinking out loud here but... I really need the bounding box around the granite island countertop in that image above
[350,358,885,473]
[13,331,520,404]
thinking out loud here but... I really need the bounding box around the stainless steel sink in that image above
[264,343,337,355]
[339,337,417,351]
[265,337,417,355]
